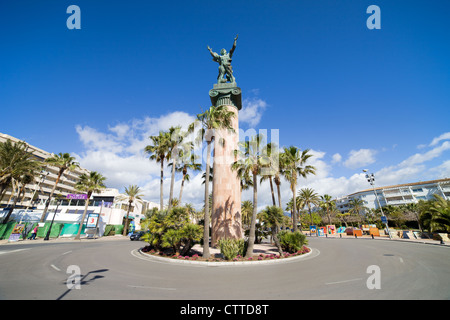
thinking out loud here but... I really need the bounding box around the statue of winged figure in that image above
[207,34,238,84]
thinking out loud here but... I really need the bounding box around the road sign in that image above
[381,216,387,224]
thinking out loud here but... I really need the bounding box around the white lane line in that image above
[62,251,72,255]
[399,257,404,263]
[50,264,61,272]
[0,248,30,255]
[127,285,176,291]
[325,278,363,285]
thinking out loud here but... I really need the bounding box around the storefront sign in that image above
[67,194,88,200]
[86,213,99,228]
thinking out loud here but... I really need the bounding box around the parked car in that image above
[129,231,145,241]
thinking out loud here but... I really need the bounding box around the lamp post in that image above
[44,198,62,241]
[363,169,391,239]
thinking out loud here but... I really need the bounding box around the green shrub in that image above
[278,230,308,253]
[217,238,246,260]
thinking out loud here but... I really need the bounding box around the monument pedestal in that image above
[209,83,243,246]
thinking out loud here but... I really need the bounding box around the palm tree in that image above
[428,195,450,232]
[348,198,368,223]
[145,130,171,211]
[194,105,236,259]
[173,148,201,205]
[0,140,41,205]
[232,134,269,258]
[117,185,144,236]
[281,146,316,232]
[298,188,320,227]
[0,143,41,224]
[241,200,253,228]
[319,194,335,225]
[337,212,351,227]
[167,126,190,212]
[259,205,285,255]
[285,196,302,227]
[259,143,279,206]
[74,171,106,240]
[40,153,80,222]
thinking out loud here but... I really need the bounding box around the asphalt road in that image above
[0,237,449,300]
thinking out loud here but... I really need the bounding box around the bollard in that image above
[355,234,357,239]
[340,234,342,238]
[371,234,374,239]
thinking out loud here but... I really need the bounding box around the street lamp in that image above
[363,169,391,239]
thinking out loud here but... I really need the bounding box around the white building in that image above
[0,132,159,236]
[0,132,91,208]
[336,178,450,213]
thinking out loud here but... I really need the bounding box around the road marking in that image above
[50,264,61,272]
[62,251,72,255]
[399,257,404,263]
[325,278,363,285]
[0,248,30,255]
[127,285,176,291]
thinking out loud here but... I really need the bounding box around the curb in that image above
[315,235,450,247]
[132,247,317,267]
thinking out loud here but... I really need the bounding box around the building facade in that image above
[0,132,91,208]
[336,178,450,213]
[0,132,159,235]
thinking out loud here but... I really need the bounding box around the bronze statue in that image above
[207,35,238,84]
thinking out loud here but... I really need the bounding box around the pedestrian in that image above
[28,225,38,240]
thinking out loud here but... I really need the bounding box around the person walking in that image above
[28,225,38,240]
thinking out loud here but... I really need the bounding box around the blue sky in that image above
[1,1,449,209]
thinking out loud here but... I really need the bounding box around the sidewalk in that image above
[2,232,448,248]
[0,234,129,246]
[305,232,450,246]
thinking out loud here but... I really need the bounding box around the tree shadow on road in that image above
[57,268,109,300]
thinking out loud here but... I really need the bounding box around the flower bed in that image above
[141,245,311,262]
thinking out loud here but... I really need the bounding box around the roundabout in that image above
[131,245,319,267]
[0,236,449,299]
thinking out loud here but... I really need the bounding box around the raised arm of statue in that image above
[229,34,238,57]
[207,45,220,62]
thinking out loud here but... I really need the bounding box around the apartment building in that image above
[1,133,159,234]
[336,178,450,213]
[0,132,91,208]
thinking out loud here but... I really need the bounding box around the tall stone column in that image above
[209,83,242,246]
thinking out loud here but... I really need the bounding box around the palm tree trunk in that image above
[308,205,313,226]
[123,200,132,236]
[74,192,92,240]
[292,184,298,232]
[2,185,23,224]
[168,159,176,212]
[269,176,276,206]
[160,159,164,211]
[245,172,258,258]
[40,172,62,222]
[274,175,282,209]
[179,173,186,204]
[202,141,212,259]
[272,227,283,255]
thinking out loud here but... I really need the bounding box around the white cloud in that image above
[74,111,199,205]
[74,117,450,212]
[239,98,267,127]
[399,141,450,167]
[331,153,342,163]
[429,132,450,146]
[343,149,377,169]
